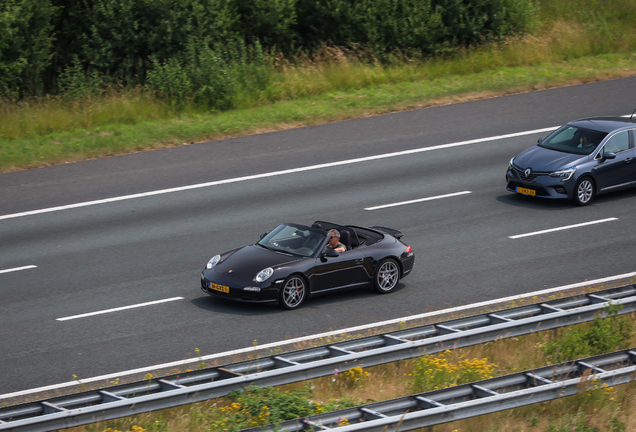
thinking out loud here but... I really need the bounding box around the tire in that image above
[279,275,307,310]
[374,259,400,294]
[573,177,595,206]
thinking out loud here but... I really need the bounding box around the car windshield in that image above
[539,125,608,156]
[257,224,327,257]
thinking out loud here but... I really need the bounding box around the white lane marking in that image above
[4,270,635,401]
[365,191,472,210]
[56,297,184,321]
[0,265,37,274]
[0,127,557,221]
[509,218,618,239]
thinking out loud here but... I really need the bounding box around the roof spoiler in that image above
[370,226,404,239]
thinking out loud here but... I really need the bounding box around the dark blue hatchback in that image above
[506,116,636,205]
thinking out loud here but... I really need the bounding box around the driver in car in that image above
[326,229,347,253]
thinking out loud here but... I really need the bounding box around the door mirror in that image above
[601,152,616,161]
[324,249,339,258]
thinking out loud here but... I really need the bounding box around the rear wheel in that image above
[279,275,307,310]
[374,259,400,294]
[573,177,595,206]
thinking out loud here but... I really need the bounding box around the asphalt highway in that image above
[2,76,636,397]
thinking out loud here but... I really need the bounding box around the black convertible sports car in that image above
[200,221,415,310]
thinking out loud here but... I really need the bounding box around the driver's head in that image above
[581,134,590,146]
[328,229,340,247]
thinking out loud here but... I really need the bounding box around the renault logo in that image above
[524,168,532,178]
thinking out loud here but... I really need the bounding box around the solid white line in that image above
[56,297,184,321]
[0,126,557,221]
[509,218,618,239]
[0,265,37,274]
[365,191,472,210]
[4,270,635,401]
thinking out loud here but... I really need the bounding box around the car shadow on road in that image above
[495,187,636,209]
[495,193,575,210]
[190,283,407,315]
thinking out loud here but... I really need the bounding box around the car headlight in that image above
[206,255,221,269]
[255,267,274,283]
[508,157,515,170]
[549,167,576,181]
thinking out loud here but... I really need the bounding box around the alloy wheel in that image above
[280,275,306,309]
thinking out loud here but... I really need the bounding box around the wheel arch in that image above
[385,256,403,279]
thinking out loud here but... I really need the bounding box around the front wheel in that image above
[573,177,595,206]
[279,275,307,310]
[374,259,400,294]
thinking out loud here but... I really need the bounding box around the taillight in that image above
[405,245,412,253]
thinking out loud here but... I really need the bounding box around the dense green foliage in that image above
[0,0,537,99]
[294,0,536,54]
[0,0,57,97]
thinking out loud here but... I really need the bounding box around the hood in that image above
[514,145,588,172]
[211,245,303,279]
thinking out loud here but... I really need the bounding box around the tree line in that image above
[0,0,536,101]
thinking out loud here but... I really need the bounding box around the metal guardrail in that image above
[246,348,636,432]
[1,284,635,432]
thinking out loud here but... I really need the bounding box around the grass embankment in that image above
[2,0,636,173]
[63,303,636,432]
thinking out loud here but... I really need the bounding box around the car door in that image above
[311,249,366,293]
[593,130,635,191]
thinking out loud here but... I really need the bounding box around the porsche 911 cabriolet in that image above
[200,221,414,310]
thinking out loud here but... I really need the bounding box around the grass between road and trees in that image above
[2,0,636,174]
[61,301,636,432]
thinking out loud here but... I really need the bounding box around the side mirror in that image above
[260,232,267,240]
[324,249,339,258]
[601,152,616,161]
[537,138,544,144]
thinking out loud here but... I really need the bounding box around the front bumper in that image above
[200,271,280,303]
[506,166,574,200]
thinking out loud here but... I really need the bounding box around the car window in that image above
[540,125,608,156]
[603,130,630,154]
[258,224,326,257]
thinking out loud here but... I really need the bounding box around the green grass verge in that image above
[2,52,636,174]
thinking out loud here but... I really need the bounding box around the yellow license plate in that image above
[516,187,536,196]
[209,282,229,293]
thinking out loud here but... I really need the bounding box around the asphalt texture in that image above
[1,76,636,396]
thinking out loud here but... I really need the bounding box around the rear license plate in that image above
[516,186,536,196]
[209,282,229,293]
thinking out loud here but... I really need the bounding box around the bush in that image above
[146,38,272,111]
[57,57,103,99]
[542,303,635,364]
[207,384,362,431]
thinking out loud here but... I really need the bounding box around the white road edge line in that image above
[56,297,184,321]
[365,191,472,210]
[509,217,618,239]
[4,270,635,401]
[0,126,557,221]
[0,265,37,274]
